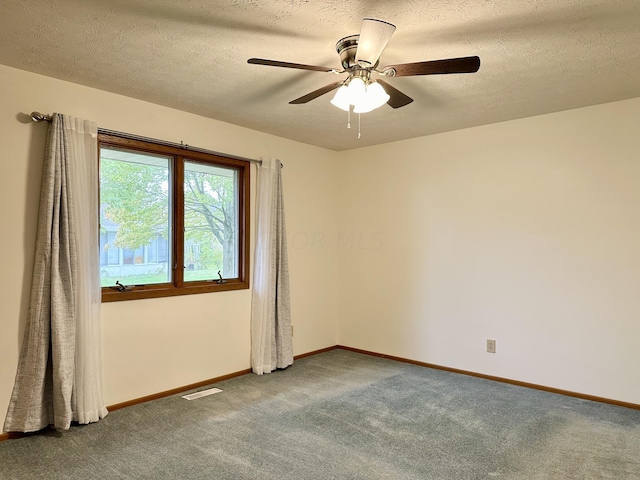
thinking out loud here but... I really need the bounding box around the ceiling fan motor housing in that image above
[336,35,360,69]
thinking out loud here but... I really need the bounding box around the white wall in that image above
[0,64,339,427]
[336,97,640,404]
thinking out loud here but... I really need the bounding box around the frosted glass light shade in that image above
[330,85,351,111]
[355,19,396,67]
[365,81,390,110]
[347,77,366,105]
[353,103,374,114]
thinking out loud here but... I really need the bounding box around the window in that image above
[99,133,250,301]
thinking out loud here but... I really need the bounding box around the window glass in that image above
[99,147,171,287]
[183,161,239,282]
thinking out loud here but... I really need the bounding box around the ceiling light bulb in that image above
[330,85,351,111]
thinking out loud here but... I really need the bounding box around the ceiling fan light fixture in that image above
[331,78,390,113]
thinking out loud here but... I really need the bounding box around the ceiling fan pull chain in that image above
[358,112,361,139]
[347,107,351,129]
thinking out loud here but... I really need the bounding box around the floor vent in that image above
[182,387,223,400]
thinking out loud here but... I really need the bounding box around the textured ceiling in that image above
[1,0,639,151]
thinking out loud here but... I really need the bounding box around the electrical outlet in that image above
[487,339,496,354]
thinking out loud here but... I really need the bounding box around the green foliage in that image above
[100,158,169,249]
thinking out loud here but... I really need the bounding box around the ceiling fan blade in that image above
[354,18,396,67]
[376,80,414,109]
[383,56,481,77]
[289,80,345,104]
[248,58,335,73]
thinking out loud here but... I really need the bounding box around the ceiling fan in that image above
[247,18,480,113]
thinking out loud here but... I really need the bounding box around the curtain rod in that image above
[30,112,268,167]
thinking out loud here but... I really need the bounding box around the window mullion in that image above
[173,156,185,287]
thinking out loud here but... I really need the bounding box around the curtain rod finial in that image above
[30,112,52,123]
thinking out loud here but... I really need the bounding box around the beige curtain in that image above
[250,158,293,375]
[4,114,108,432]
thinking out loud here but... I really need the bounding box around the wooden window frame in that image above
[99,133,250,302]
